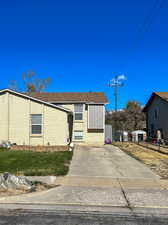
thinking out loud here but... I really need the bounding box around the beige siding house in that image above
[0,89,108,146]
[143,92,168,140]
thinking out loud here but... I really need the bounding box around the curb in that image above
[27,176,57,185]
[0,202,168,210]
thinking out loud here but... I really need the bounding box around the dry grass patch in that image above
[113,142,168,179]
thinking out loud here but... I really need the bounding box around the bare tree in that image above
[124,101,145,132]
[106,111,127,131]
[106,101,145,133]
[22,70,51,93]
[8,80,19,91]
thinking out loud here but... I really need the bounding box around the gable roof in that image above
[0,89,72,113]
[155,92,168,100]
[23,92,108,104]
[143,92,168,112]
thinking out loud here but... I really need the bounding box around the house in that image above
[143,92,168,140]
[0,89,108,146]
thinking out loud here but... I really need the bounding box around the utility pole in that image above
[108,74,126,141]
[109,75,125,112]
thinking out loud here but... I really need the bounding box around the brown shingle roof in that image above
[143,92,168,112]
[155,92,168,101]
[24,92,108,104]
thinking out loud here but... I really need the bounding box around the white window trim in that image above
[30,114,43,136]
[74,104,83,121]
[73,130,84,141]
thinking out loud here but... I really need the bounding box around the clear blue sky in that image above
[0,0,167,109]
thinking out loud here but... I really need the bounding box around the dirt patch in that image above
[0,182,58,198]
[113,142,168,179]
[10,145,69,152]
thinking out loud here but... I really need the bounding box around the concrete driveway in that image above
[68,145,159,179]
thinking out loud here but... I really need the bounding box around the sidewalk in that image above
[0,176,168,209]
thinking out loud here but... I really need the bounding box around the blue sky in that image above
[0,0,167,109]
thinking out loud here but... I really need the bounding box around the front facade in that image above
[143,92,168,140]
[60,103,105,144]
[27,91,108,145]
[0,89,108,146]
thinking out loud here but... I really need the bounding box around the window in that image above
[74,131,83,140]
[74,104,83,120]
[31,114,42,135]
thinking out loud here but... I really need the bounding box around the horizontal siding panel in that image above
[88,105,104,129]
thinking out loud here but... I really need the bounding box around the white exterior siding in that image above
[9,93,30,145]
[0,90,106,146]
[0,93,9,140]
[61,103,105,145]
[0,92,69,146]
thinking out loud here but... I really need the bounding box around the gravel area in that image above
[112,142,168,179]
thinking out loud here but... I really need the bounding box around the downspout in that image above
[43,104,44,145]
[29,99,31,146]
[68,113,73,144]
[7,92,9,141]
[103,105,105,143]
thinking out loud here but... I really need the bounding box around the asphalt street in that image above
[0,210,168,225]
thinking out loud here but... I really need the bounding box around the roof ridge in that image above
[20,90,108,103]
[24,91,104,94]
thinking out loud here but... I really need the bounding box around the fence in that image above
[137,137,168,154]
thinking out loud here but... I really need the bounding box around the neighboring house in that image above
[0,89,108,146]
[143,92,168,140]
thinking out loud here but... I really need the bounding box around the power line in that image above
[140,0,166,33]
[120,0,167,71]
[135,0,166,44]
[109,0,166,109]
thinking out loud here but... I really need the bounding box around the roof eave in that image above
[143,92,168,112]
[143,93,156,112]
[0,89,72,113]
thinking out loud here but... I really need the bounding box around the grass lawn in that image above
[113,142,168,179]
[0,148,73,176]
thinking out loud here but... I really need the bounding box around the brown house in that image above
[143,92,168,140]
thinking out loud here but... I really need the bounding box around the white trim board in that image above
[0,89,72,113]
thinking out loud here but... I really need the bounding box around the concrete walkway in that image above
[0,145,168,210]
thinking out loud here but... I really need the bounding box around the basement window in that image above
[31,114,42,135]
[74,130,83,140]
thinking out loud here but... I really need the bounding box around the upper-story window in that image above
[74,104,83,120]
[31,114,42,135]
